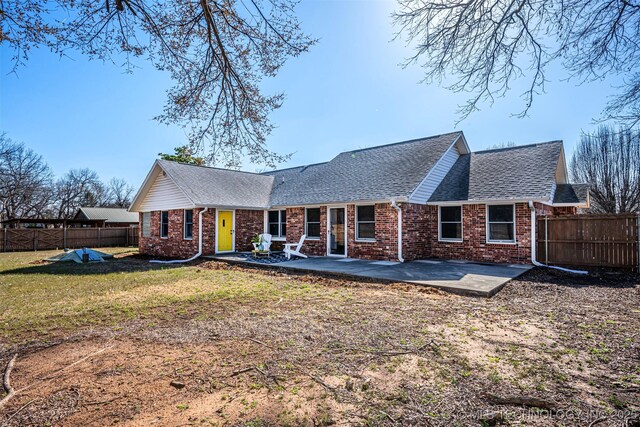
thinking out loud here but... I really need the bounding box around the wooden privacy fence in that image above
[537,214,639,270]
[0,227,139,252]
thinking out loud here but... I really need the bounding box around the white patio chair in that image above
[284,234,307,260]
[252,233,272,252]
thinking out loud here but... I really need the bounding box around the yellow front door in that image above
[217,211,234,252]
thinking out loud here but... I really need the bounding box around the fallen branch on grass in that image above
[247,338,274,349]
[0,354,18,410]
[588,417,608,427]
[343,341,437,357]
[6,398,36,422]
[486,394,557,410]
[230,367,255,377]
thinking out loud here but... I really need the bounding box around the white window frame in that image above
[438,205,463,242]
[486,203,516,244]
[160,210,169,239]
[183,209,194,240]
[355,205,376,241]
[305,207,321,240]
[267,209,286,239]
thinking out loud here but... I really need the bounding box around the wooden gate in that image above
[537,214,639,270]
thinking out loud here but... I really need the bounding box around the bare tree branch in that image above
[394,0,640,127]
[2,0,315,167]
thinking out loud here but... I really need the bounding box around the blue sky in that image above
[0,0,618,190]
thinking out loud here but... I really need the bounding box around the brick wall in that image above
[347,203,399,260]
[285,207,327,256]
[138,208,216,258]
[235,209,265,252]
[427,203,533,264]
[279,204,401,260]
[401,203,431,261]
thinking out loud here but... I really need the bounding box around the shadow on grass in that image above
[517,267,639,289]
[0,254,193,276]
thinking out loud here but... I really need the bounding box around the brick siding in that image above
[427,203,533,264]
[139,202,579,263]
[284,207,327,256]
[139,208,215,258]
[234,209,266,252]
[401,203,431,261]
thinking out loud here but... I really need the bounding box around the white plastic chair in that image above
[284,234,307,260]
[252,233,272,252]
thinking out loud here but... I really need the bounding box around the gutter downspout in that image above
[150,207,208,264]
[528,201,587,274]
[390,199,404,263]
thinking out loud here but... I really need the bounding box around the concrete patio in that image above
[205,253,532,297]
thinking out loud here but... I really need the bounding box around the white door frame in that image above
[215,209,236,253]
[326,205,347,257]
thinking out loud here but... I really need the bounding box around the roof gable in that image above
[429,141,564,203]
[130,160,274,211]
[265,132,463,206]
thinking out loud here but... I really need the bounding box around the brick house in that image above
[129,132,589,263]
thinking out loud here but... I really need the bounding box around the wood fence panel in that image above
[537,214,639,269]
[0,226,139,252]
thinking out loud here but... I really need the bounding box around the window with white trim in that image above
[267,210,286,238]
[487,204,515,243]
[356,205,375,240]
[439,206,462,241]
[184,209,193,239]
[142,212,151,237]
[305,208,321,238]
[160,211,169,238]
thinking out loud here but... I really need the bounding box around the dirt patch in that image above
[1,265,638,426]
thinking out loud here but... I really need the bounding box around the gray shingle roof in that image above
[429,141,564,202]
[553,184,590,204]
[146,135,583,210]
[77,207,139,223]
[159,160,274,208]
[264,132,462,206]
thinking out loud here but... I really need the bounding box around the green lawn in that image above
[0,248,341,342]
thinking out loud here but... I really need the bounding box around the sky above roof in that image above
[0,0,619,191]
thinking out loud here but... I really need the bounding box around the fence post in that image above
[33,230,37,251]
[3,228,6,252]
[545,215,549,265]
[63,227,67,249]
[126,227,129,247]
[98,227,101,247]
[637,214,639,273]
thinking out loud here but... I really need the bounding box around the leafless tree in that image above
[0,134,54,221]
[394,0,640,127]
[106,177,135,208]
[486,141,517,150]
[55,168,108,218]
[570,126,640,213]
[2,0,315,167]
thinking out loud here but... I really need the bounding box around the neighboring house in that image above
[74,207,139,227]
[129,132,589,264]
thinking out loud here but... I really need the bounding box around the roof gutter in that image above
[390,199,404,263]
[150,208,208,264]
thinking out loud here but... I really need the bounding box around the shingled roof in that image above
[264,132,462,206]
[131,133,587,212]
[553,183,590,205]
[429,141,567,203]
[158,160,274,208]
